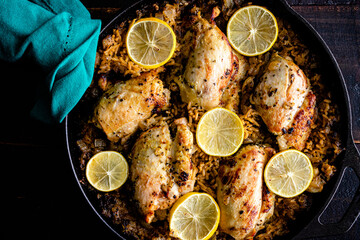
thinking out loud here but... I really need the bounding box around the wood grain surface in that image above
[2,0,359,240]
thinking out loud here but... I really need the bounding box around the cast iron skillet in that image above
[65,0,360,239]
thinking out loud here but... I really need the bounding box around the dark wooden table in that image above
[3,0,359,239]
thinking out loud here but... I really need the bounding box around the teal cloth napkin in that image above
[0,0,101,123]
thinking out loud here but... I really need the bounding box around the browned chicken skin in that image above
[94,70,170,143]
[171,118,197,194]
[176,10,235,110]
[217,145,275,239]
[220,51,248,113]
[277,91,316,150]
[130,118,195,223]
[252,53,316,150]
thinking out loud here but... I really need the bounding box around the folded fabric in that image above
[0,0,101,123]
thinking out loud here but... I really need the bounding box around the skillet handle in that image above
[294,142,360,239]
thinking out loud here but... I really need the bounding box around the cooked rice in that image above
[75,1,343,239]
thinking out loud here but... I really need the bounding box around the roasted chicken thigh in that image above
[94,70,170,143]
[253,53,316,150]
[176,11,235,110]
[217,145,275,239]
[130,118,195,223]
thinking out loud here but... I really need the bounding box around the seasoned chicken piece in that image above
[256,185,276,233]
[277,92,316,150]
[131,119,195,223]
[94,70,170,143]
[171,118,196,194]
[176,10,234,110]
[220,51,248,113]
[253,53,310,134]
[217,145,275,239]
[130,122,174,224]
[252,53,316,150]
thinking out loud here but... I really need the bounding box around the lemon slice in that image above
[86,151,128,192]
[169,192,220,240]
[126,17,176,69]
[227,5,278,56]
[196,107,244,157]
[264,149,314,198]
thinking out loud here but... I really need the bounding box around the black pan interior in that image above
[66,0,352,239]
